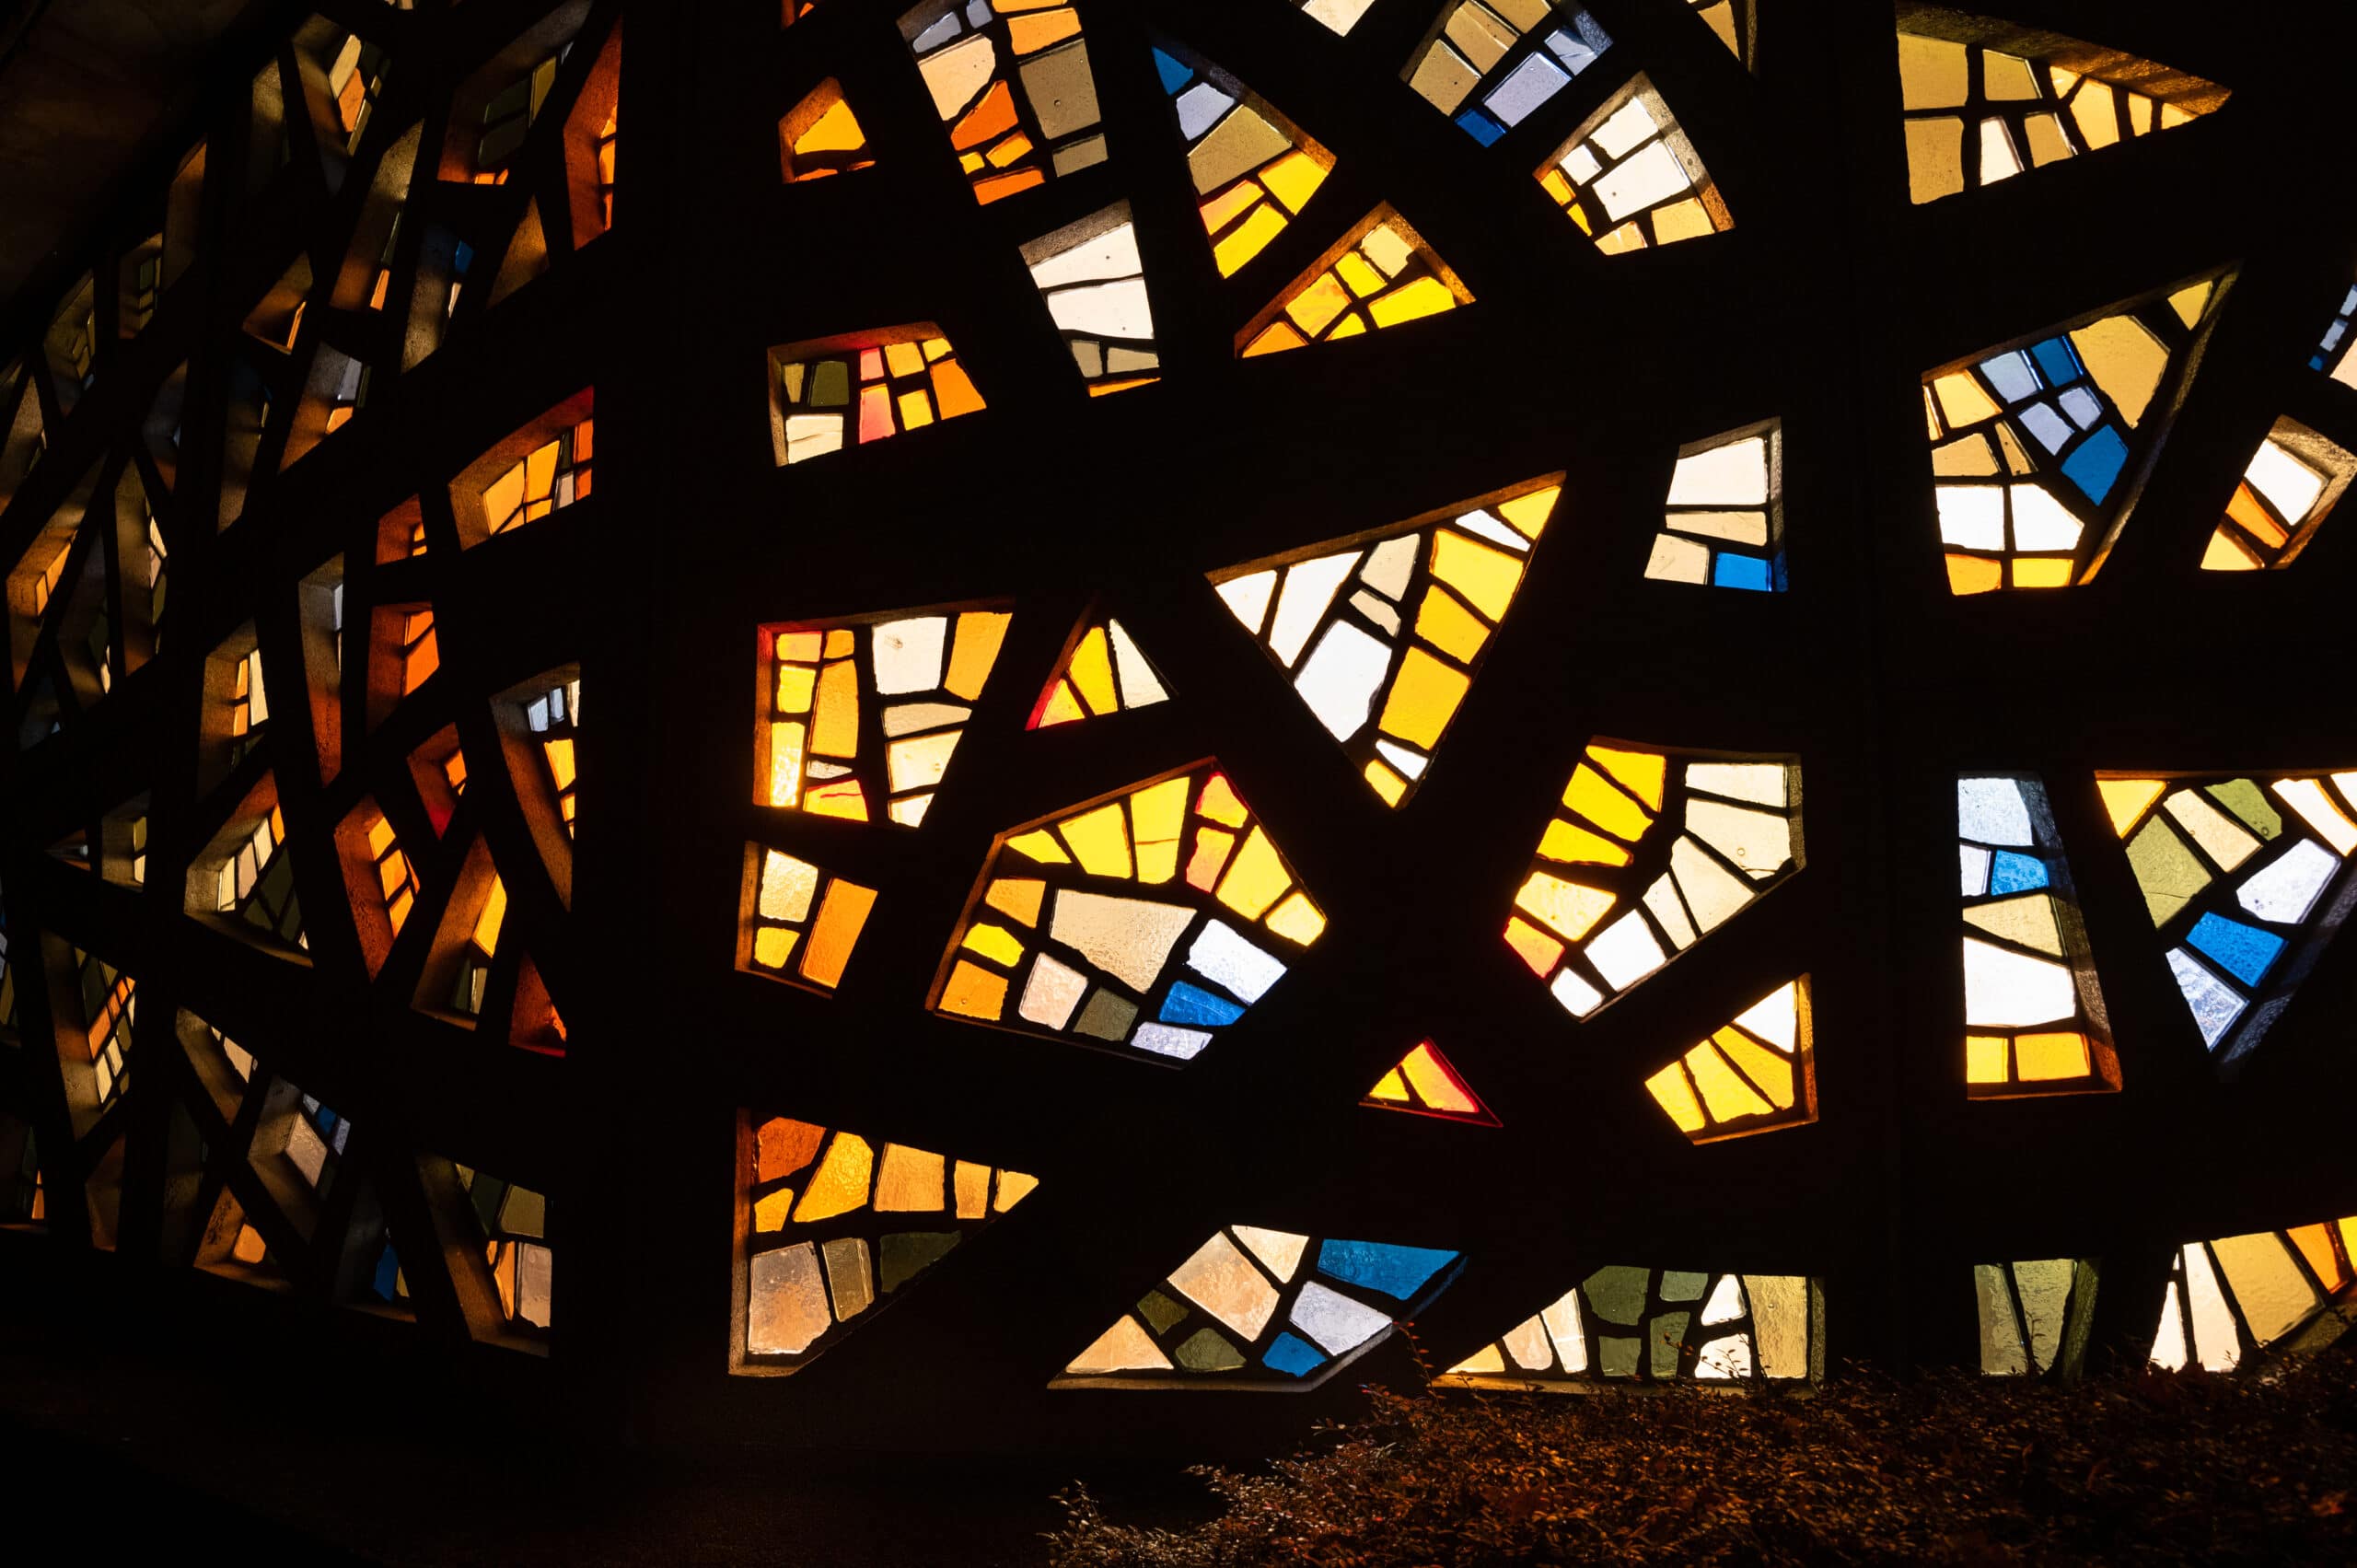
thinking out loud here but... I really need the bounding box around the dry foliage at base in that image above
[1047,1352,2357,1565]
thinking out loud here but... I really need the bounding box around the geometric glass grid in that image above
[1537,77,1731,254]
[1401,1,1612,146]
[899,0,1105,204]
[1644,421,1782,592]
[1972,1258,2097,1378]
[1150,40,1332,279]
[1642,977,1814,1143]
[2198,418,2353,572]
[1440,1268,1821,1386]
[2315,281,2357,387]
[2149,1218,2357,1374]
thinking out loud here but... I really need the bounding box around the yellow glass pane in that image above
[1335,251,1385,298]
[471,875,508,956]
[811,658,859,758]
[1067,627,1118,714]
[2010,557,2074,588]
[2289,1223,2344,1290]
[1264,889,1326,946]
[1562,763,1653,842]
[993,1170,1037,1212]
[767,721,805,807]
[1413,584,1490,663]
[1283,273,1353,336]
[2014,1030,2091,1081]
[1200,181,1262,235]
[2097,777,2166,837]
[1367,275,1457,328]
[1645,1063,1708,1133]
[1538,819,1632,866]
[986,877,1046,926]
[800,879,877,987]
[1399,1042,1477,1114]
[1945,553,2003,595]
[1260,149,1326,213]
[1430,530,1523,621]
[960,921,1027,967]
[954,1160,990,1219]
[939,958,1009,1019]
[1005,829,1071,865]
[752,926,798,970]
[873,1144,946,1212]
[1036,680,1086,726]
[796,98,865,155]
[1058,801,1133,878]
[1965,1034,2008,1084]
[1931,371,2000,427]
[1367,1067,1410,1102]
[945,610,1013,700]
[1716,1029,1794,1109]
[1213,203,1288,276]
[1515,871,1615,942]
[1197,775,1250,827]
[793,1133,875,1223]
[753,1189,794,1231]
[1504,915,1563,975]
[1131,777,1190,884]
[1215,827,1292,921]
[1376,646,1469,749]
[2069,313,2167,426]
[1496,486,1558,539]
[1364,759,1406,806]
[804,779,868,821]
[1689,1044,1771,1122]
[1586,745,1666,809]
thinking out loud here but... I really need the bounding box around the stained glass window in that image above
[779,79,873,183]
[1061,1231,1461,1386]
[1508,744,1802,1016]
[2097,772,2357,1065]
[1211,479,1559,806]
[770,328,987,464]
[1362,1040,1498,1125]
[1538,78,1730,253]
[1151,41,1331,277]
[2151,1220,2356,1373]
[206,797,305,950]
[738,845,877,992]
[1973,1259,2096,1376]
[1403,2,1610,145]
[1957,775,2117,1097]
[735,1112,1035,1371]
[1643,978,1813,1142]
[1924,276,2225,592]
[1239,206,1470,356]
[933,765,1324,1062]
[1895,19,2223,204]
[75,950,135,1111]
[1689,0,1755,69]
[2313,283,2357,387]
[1646,423,1782,590]
[900,0,1103,203]
[755,605,1013,824]
[1442,1269,1820,1385]
[2200,419,2351,571]
[1022,203,1159,396]
[459,1166,552,1336]
[1029,611,1168,728]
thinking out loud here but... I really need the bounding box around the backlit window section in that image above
[933,765,1326,1063]
[2313,283,2356,388]
[1643,978,1813,1143]
[78,952,135,1110]
[770,327,986,466]
[2200,419,2352,572]
[779,78,873,183]
[1508,744,1802,1017]
[1403,2,1611,145]
[1957,775,2118,1097]
[1538,77,1730,253]
[1442,1268,1819,1385]
[1896,27,2222,205]
[2097,772,2357,1066]
[1647,423,1782,591]
[2151,1220,2356,1373]
[1212,479,1559,807]
[755,605,1013,825]
[900,0,1103,204]
[1362,1040,1497,1125]
[1974,1259,2096,1376]
[361,805,420,935]
[736,1113,1035,1372]
[482,421,592,537]
[1239,206,1470,356]
[459,1167,550,1334]
[1028,612,1167,728]
[524,679,578,835]
[1061,1230,1461,1386]
[1152,41,1332,276]
[738,846,877,993]
[1924,277,2223,593]
[1023,203,1159,396]
[215,805,305,949]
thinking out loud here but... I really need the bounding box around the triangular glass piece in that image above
[1403,2,1612,143]
[1440,1268,1820,1385]
[1689,0,1755,69]
[1647,421,1782,591]
[2096,771,2357,1069]
[1285,0,1376,35]
[1152,39,1333,275]
[1362,1040,1499,1125]
[1210,477,1560,806]
[1922,271,2230,593]
[1895,10,2227,204]
[754,601,1013,823]
[736,1113,1037,1371]
[1506,741,1802,1017]
[486,198,550,307]
[1237,204,1470,355]
[780,77,874,182]
[1538,75,1731,252]
[1028,610,1170,728]
[1643,979,1815,1142]
[1956,775,2119,1097]
[933,764,1325,1063]
[1057,1228,1462,1388]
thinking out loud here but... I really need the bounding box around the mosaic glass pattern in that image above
[1153,41,1331,278]
[771,327,987,465]
[1646,422,1782,591]
[1957,775,2117,1096]
[1538,78,1730,254]
[739,845,878,993]
[1643,978,1813,1142]
[1239,206,1471,356]
[1028,611,1168,728]
[900,0,1104,204]
[1443,1268,1819,1385]
[1403,1,1610,145]
[2151,1219,2356,1373]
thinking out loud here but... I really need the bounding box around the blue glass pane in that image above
[372,1243,402,1301]
[2031,337,2080,386]
[1153,48,1191,95]
[1263,1331,1327,1376]
[2188,912,2285,986]
[1712,554,1772,591]
[1990,852,2049,893]
[1980,351,2038,402]
[1317,1238,1459,1300]
[2062,425,2129,504]
[1160,982,1243,1028]
[1456,108,1504,145]
[2166,947,2247,1048]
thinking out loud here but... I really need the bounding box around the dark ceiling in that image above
[0,0,259,309]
